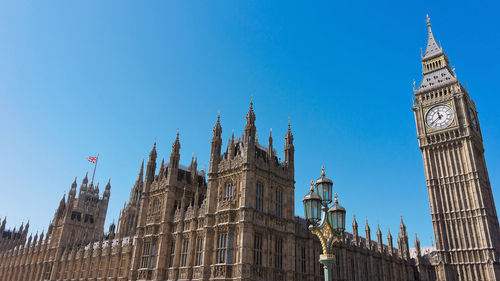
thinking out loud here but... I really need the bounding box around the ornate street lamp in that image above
[302,167,346,281]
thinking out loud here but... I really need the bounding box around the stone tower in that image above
[48,173,111,248]
[204,101,296,280]
[412,15,500,281]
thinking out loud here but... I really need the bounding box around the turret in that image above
[415,233,421,257]
[55,194,66,221]
[284,120,294,175]
[0,217,6,233]
[190,155,198,183]
[167,132,181,184]
[244,101,256,144]
[228,130,235,159]
[387,227,394,256]
[268,128,274,160]
[398,216,410,260]
[108,222,116,240]
[131,160,144,204]
[377,224,383,253]
[23,220,29,238]
[103,179,111,200]
[80,172,89,193]
[209,114,222,174]
[144,142,157,192]
[365,219,371,249]
[158,158,166,181]
[352,214,359,245]
[69,176,78,198]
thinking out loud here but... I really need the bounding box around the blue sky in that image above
[1,1,500,247]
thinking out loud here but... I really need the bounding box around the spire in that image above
[365,218,371,248]
[244,100,256,144]
[158,158,166,180]
[56,194,66,218]
[105,178,111,190]
[1,217,6,232]
[172,129,181,153]
[228,129,235,160]
[213,114,222,138]
[137,159,144,182]
[285,118,293,145]
[352,213,359,245]
[387,226,394,255]
[268,128,274,158]
[246,100,256,127]
[400,215,407,235]
[150,141,157,160]
[144,141,157,190]
[423,14,443,58]
[210,113,223,173]
[82,172,89,185]
[69,176,77,198]
[377,224,383,252]
[284,118,294,171]
[415,233,421,257]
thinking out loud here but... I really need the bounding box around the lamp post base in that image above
[319,254,335,281]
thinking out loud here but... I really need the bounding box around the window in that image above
[153,199,160,214]
[44,263,53,280]
[256,182,264,211]
[275,237,283,269]
[254,232,262,266]
[275,190,283,217]
[98,258,103,277]
[89,260,95,277]
[108,257,115,275]
[195,238,204,266]
[181,239,189,267]
[149,242,156,268]
[119,258,127,277]
[141,241,151,268]
[216,232,227,263]
[216,230,234,264]
[169,240,176,267]
[301,246,306,273]
[224,182,234,201]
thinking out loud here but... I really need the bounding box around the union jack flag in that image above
[87,156,97,164]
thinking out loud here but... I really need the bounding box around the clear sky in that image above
[1,0,499,248]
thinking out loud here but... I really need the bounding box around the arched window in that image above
[153,199,161,215]
[224,182,234,201]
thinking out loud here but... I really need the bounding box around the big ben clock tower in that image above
[413,16,500,281]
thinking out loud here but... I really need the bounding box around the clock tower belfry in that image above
[413,15,500,281]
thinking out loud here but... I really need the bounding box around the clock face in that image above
[426,105,454,130]
[470,107,479,131]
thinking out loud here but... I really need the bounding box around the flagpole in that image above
[91,153,99,187]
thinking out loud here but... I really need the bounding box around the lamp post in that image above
[302,167,346,281]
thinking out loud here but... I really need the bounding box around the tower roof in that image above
[423,14,443,59]
[415,15,458,94]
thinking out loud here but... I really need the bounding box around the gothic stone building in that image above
[0,102,429,281]
[2,16,498,281]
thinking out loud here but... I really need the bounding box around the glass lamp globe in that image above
[315,166,333,204]
[303,181,322,224]
[328,193,346,233]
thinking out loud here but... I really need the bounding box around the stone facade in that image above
[412,16,500,281]
[0,103,430,281]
